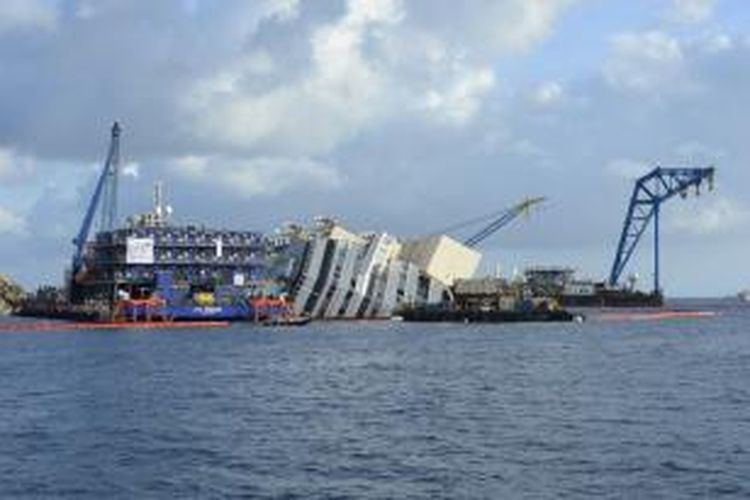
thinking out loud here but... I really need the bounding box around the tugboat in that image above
[251,295,311,326]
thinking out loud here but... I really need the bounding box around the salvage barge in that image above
[18,123,301,324]
[397,276,578,323]
[18,193,301,323]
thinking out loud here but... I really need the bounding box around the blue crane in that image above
[71,122,121,277]
[463,197,546,248]
[609,166,715,293]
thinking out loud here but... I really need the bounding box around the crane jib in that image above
[72,122,121,276]
[608,166,715,293]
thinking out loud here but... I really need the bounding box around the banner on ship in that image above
[126,237,155,264]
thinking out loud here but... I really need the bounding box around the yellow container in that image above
[194,292,216,306]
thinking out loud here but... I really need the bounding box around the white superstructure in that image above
[288,220,470,319]
[399,235,481,286]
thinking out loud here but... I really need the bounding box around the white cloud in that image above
[0,0,57,32]
[169,155,343,198]
[422,67,495,125]
[702,33,733,53]
[604,31,686,93]
[0,206,26,235]
[408,0,579,55]
[0,148,35,179]
[268,0,301,22]
[186,0,404,155]
[671,197,750,235]
[606,158,651,179]
[121,162,140,179]
[668,0,716,24]
[345,0,404,25]
[491,0,578,52]
[529,81,564,107]
[185,0,578,154]
[191,51,277,98]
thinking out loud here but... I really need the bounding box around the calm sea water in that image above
[1,300,749,499]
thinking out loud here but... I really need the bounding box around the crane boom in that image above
[71,122,121,276]
[608,166,715,292]
[464,197,546,248]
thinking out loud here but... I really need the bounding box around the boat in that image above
[524,267,664,308]
[260,315,312,327]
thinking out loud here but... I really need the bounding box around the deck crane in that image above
[71,122,121,278]
[462,197,546,248]
[609,166,715,293]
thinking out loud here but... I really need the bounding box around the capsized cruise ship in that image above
[276,218,481,319]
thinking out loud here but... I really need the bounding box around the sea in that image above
[1,299,748,499]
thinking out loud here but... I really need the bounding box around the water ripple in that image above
[1,301,749,498]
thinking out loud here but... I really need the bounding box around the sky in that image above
[0,0,748,296]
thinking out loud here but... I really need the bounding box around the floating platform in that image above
[400,308,576,323]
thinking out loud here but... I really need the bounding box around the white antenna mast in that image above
[154,181,163,220]
[153,181,171,226]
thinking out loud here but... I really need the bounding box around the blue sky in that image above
[0,0,748,296]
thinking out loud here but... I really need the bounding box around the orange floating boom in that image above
[597,310,717,322]
[0,320,231,333]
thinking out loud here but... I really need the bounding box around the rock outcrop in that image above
[0,274,26,315]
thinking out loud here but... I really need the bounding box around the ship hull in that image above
[561,290,663,308]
